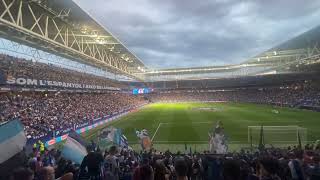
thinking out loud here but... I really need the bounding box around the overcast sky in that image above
[74,0,320,69]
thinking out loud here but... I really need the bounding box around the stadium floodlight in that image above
[109,46,115,51]
[80,26,88,34]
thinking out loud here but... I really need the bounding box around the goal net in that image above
[248,126,307,146]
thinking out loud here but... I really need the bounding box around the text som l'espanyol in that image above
[6,77,119,90]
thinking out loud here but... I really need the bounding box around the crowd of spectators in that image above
[149,82,320,108]
[0,54,149,140]
[5,143,320,180]
[0,92,147,139]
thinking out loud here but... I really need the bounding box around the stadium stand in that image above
[149,82,320,109]
[0,91,146,140]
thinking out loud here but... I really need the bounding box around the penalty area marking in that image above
[151,123,162,141]
[151,121,212,142]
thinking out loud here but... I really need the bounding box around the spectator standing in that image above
[258,157,281,180]
[11,167,34,180]
[104,145,120,180]
[175,158,189,180]
[79,147,104,180]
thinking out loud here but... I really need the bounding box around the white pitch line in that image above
[152,140,244,143]
[151,123,162,141]
[161,121,212,125]
[128,140,315,144]
[153,140,209,143]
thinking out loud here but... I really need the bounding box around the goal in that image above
[248,126,307,146]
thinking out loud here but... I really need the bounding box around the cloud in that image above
[74,0,320,69]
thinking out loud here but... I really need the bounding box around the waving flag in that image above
[136,129,152,150]
[0,120,26,163]
[99,127,123,145]
[113,128,122,145]
[68,130,88,148]
[120,135,128,148]
[61,136,88,164]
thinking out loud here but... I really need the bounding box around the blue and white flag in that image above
[99,126,123,146]
[136,129,152,150]
[0,120,26,163]
[120,135,128,148]
[68,130,88,148]
[61,136,88,164]
[113,128,122,146]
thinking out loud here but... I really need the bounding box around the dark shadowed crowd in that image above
[5,143,320,180]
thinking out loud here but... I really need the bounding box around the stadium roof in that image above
[1,0,320,82]
[136,25,320,81]
[0,0,147,80]
[49,0,146,67]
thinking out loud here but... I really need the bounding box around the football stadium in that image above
[0,0,320,180]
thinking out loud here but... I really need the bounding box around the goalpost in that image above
[248,126,307,146]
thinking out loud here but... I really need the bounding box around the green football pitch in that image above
[83,102,320,151]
